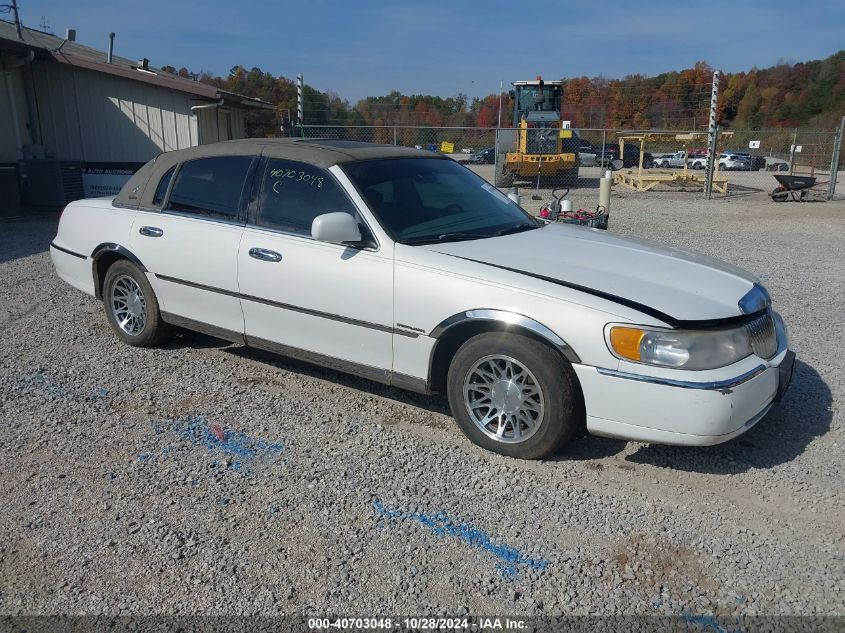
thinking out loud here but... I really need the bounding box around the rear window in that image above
[167,156,253,221]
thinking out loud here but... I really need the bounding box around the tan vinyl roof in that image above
[0,19,272,109]
[115,138,447,208]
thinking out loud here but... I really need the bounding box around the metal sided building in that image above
[0,20,273,208]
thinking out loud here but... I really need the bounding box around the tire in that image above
[771,187,789,202]
[495,160,514,188]
[102,259,172,347]
[446,332,581,459]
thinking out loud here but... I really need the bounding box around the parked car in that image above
[656,151,688,169]
[50,139,793,459]
[767,160,790,172]
[468,147,495,164]
[719,153,752,171]
[578,139,599,167]
[597,143,654,169]
[689,152,752,171]
[688,149,709,169]
[723,151,766,171]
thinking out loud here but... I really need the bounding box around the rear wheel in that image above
[103,259,172,347]
[446,332,581,459]
[495,160,514,188]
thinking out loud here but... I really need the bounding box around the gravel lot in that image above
[1,186,843,622]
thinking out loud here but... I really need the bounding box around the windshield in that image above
[343,158,538,245]
[516,85,561,114]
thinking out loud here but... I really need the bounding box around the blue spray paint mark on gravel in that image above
[178,415,284,471]
[652,600,744,633]
[139,415,284,474]
[679,611,743,633]
[374,499,548,579]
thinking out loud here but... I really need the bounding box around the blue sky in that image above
[15,0,845,102]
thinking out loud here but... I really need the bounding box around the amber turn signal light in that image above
[609,327,646,361]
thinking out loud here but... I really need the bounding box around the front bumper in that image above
[572,345,794,447]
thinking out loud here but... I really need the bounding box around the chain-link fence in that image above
[297,125,844,202]
[694,127,843,199]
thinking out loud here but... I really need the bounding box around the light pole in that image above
[497,79,504,129]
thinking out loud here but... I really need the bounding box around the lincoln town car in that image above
[50,139,794,459]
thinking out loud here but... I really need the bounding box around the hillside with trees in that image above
[161,50,844,137]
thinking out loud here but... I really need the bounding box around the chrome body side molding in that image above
[161,312,246,345]
[595,364,767,391]
[430,309,581,363]
[159,312,431,394]
[246,335,430,394]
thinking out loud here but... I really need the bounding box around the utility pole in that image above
[496,79,503,129]
[495,79,503,186]
[828,115,845,200]
[10,0,23,39]
[789,128,798,175]
[296,74,304,135]
[704,70,720,199]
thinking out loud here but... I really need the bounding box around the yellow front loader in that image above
[497,77,579,186]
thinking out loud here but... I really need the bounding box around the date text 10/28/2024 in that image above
[307,617,528,630]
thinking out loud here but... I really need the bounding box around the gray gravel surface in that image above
[0,190,843,620]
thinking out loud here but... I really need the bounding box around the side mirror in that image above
[311,212,362,244]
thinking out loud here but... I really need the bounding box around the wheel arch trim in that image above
[429,309,581,363]
[90,243,148,298]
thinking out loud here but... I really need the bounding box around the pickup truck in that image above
[656,151,688,169]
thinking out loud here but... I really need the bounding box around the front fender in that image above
[430,309,581,363]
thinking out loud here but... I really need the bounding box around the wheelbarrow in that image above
[770,174,816,202]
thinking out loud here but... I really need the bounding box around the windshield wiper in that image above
[404,232,488,245]
[493,222,538,237]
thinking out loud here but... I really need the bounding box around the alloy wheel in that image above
[110,274,147,335]
[462,354,545,443]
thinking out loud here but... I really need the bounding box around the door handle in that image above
[249,247,282,263]
[139,226,163,237]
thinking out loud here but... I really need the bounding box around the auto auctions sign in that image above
[81,163,143,198]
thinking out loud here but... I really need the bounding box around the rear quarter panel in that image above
[52,198,138,295]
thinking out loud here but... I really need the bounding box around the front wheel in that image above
[103,259,172,347]
[446,333,582,459]
[771,187,789,202]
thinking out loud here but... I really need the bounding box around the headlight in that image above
[607,325,753,370]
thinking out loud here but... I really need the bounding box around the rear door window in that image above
[167,156,253,221]
[151,166,175,207]
[257,159,357,236]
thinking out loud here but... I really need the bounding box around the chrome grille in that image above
[745,311,777,359]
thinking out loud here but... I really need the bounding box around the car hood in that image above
[422,223,760,324]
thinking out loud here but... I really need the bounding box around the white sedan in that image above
[50,139,794,459]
